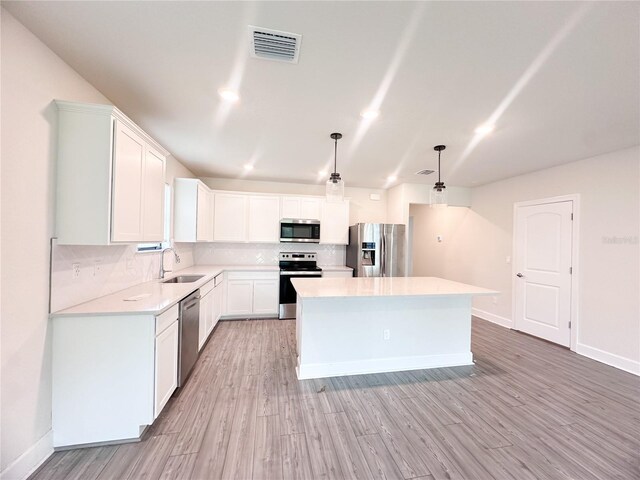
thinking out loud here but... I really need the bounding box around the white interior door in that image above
[514,200,573,346]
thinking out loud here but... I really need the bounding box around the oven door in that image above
[279,271,322,319]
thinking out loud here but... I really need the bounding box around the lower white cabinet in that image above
[154,319,179,418]
[198,280,216,351]
[224,271,279,318]
[51,304,180,448]
[226,279,254,315]
[322,270,353,278]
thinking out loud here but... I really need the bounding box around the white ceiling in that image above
[4,1,639,188]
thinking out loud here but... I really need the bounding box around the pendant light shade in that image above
[326,132,345,202]
[430,145,448,207]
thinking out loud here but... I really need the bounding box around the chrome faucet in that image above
[159,247,181,279]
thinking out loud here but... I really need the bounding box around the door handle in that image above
[516,273,524,278]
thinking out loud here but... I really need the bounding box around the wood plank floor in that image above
[31,318,640,480]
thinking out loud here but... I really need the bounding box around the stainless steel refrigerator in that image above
[346,223,406,277]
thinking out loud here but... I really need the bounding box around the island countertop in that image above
[291,276,497,299]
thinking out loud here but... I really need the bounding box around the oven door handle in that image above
[280,271,322,276]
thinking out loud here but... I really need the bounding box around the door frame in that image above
[512,194,580,352]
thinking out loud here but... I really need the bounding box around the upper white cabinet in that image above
[174,179,213,242]
[320,200,350,245]
[213,193,248,242]
[55,100,167,245]
[142,146,166,241]
[281,196,322,220]
[248,195,280,242]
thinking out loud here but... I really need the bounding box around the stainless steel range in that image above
[279,252,322,319]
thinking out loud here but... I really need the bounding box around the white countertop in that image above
[51,265,279,317]
[291,276,498,299]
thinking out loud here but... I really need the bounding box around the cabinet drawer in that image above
[156,304,179,335]
[226,271,278,281]
[200,279,214,297]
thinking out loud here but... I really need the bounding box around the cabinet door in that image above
[213,284,222,327]
[213,194,248,242]
[112,121,144,242]
[154,320,178,418]
[300,198,321,220]
[320,200,350,245]
[248,196,280,242]
[196,185,212,242]
[322,270,353,278]
[199,290,214,350]
[281,197,300,219]
[226,280,253,315]
[253,279,279,315]
[142,146,165,241]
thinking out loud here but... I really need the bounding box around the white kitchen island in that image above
[291,277,497,380]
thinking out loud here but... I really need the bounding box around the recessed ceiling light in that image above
[244,164,254,171]
[318,170,328,177]
[387,175,397,182]
[475,123,495,136]
[360,109,380,120]
[219,88,240,103]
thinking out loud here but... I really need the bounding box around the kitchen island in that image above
[291,276,497,379]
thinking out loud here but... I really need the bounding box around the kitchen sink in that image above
[162,275,205,284]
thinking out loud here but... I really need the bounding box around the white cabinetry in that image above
[281,196,322,220]
[142,146,167,241]
[154,307,179,418]
[174,179,213,242]
[52,304,179,447]
[320,200,350,245]
[213,274,224,325]
[224,271,279,318]
[226,279,254,316]
[248,195,280,242]
[55,100,167,245]
[322,270,353,278]
[198,280,215,351]
[213,193,248,242]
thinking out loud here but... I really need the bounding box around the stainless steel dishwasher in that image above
[178,289,200,387]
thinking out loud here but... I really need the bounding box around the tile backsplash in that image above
[50,242,194,312]
[195,242,345,266]
[51,241,345,312]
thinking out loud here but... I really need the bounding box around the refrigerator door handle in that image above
[381,230,386,277]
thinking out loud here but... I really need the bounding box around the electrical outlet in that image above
[383,329,391,341]
[94,259,102,276]
[72,263,81,279]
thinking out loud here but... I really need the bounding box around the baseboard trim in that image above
[296,352,474,380]
[1,430,53,480]
[576,343,640,376]
[472,308,513,328]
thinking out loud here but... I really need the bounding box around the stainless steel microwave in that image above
[280,218,320,243]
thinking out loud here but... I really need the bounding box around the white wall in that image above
[0,10,195,479]
[201,177,387,225]
[410,146,640,373]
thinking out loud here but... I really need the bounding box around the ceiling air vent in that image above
[415,169,435,176]
[248,26,302,63]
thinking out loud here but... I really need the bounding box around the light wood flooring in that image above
[31,318,640,480]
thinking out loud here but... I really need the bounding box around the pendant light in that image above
[326,132,345,202]
[431,145,447,207]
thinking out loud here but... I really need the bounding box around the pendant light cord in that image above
[334,137,338,175]
[437,149,441,183]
